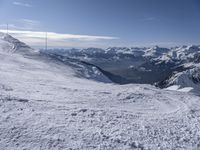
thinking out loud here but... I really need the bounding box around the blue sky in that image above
[0,0,200,48]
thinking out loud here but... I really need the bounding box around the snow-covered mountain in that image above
[45,45,200,92]
[1,33,200,149]
[159,66,200,93]
[0,32,38,54]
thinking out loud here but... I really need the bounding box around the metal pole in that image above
[45,32,47,50]
[7,23,8,34]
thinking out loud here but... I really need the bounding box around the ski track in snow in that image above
[1,35,200,149]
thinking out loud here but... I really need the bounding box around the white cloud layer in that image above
[0,29,119,48]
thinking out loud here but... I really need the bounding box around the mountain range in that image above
[43,45,200,93]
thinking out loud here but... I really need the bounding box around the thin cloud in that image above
[17,19,41,30]
[0,24,19,29]
[13,1,32,7]
[0,19,41,30]
[19,19,40,26]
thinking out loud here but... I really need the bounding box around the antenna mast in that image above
[6,23,8,34]
[45,32,47,50]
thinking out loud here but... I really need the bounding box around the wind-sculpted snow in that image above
[1,33,200,149]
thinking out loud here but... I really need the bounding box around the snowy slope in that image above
[1,34,200,149]
[0,33,111,83]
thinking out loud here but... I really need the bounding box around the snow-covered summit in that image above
[0,32,39,54]
[144,46,170,58]
[169,45,200,60]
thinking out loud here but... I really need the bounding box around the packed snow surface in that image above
[1,33,200,149]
